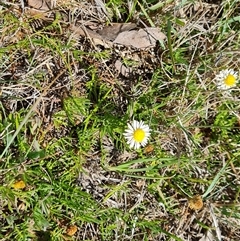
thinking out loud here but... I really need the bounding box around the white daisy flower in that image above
[215,69,238,90]
[123,120,151,149]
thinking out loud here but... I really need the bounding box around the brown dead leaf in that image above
[66,225,78,236]
[27,0,52,11]
[113,27,166,49]
[97,23,137,41]
[144,144,154,154]
[188,194,203,210]
[69,24,107,44]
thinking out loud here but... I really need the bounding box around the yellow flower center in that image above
[224,74,236,87]
[133,128,145,142]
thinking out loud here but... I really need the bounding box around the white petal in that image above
[134,142,141,149]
